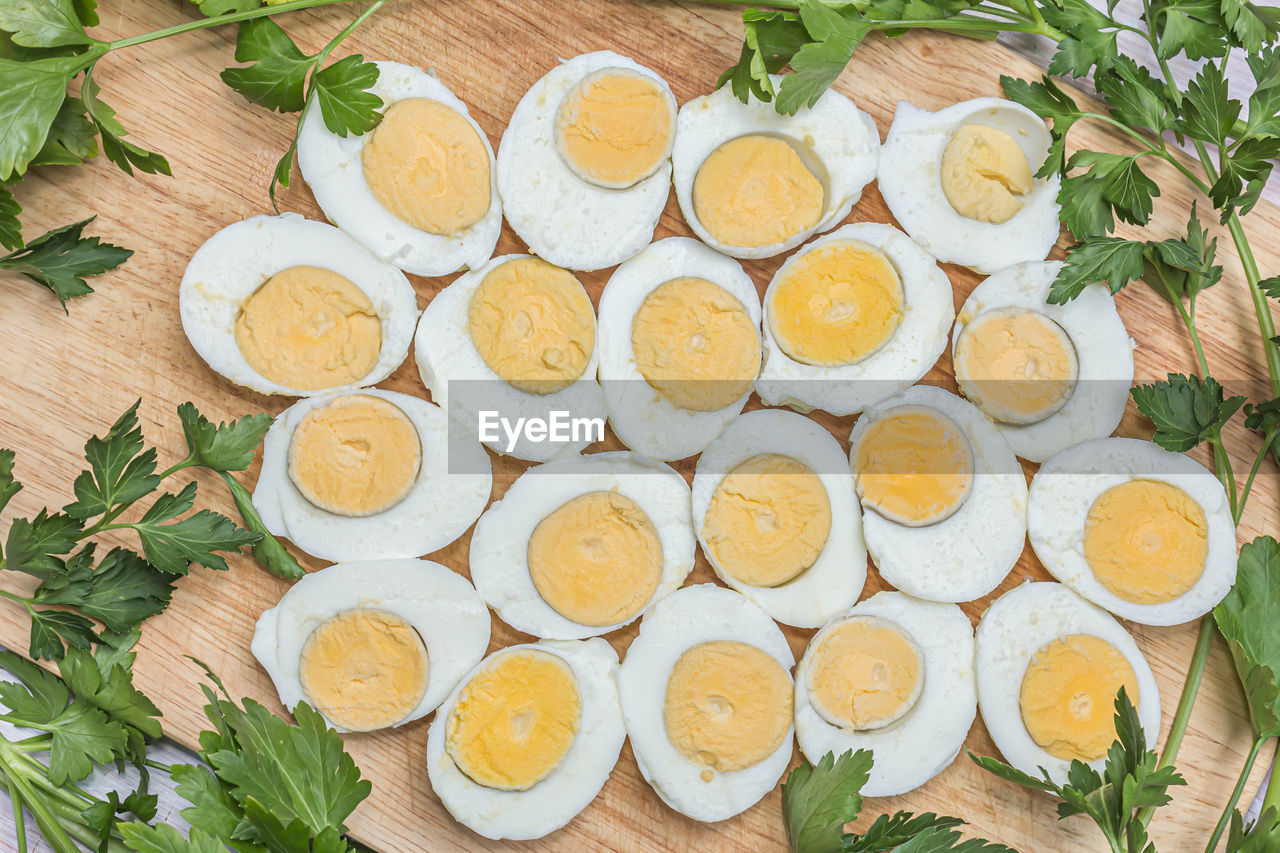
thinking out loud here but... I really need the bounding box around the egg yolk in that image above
[298,609,428,732]
[853,406,975,526]
[701,454,831,588]
[555,68,675,188]
[940,124,1034,224]
[630,277,761,412]
[468,257,596,395]
[805,616,924,731]
[287,394,421,517]
[768,239,904,367]
[527,491,663,627]
[361,98,491,236]
[954,307,1079,425]
[1019,634,1139,762]
[235,265,382,391]
[664,641,792,779]
[1083,479,1209,604]
[693,134,825,249]
[445,649,582,791]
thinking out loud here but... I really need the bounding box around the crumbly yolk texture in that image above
[664,641,793,779]
[630,277,761,412]
[361,98,491,236]
[1083,479,1209,604]
[853,407,975,526]
[235,265,382,391]
[702,454,831,588]
[1019,634,1139,762]
[468,257,595,395]
[806,616,924,731]
[445,650,582,791]
[287,394,421,517]
[769,239,904,367]
[555,68,675,188]
[298,609,428,732]
[940,124,1034,224]
[954,307,1079,425]
[527,491,663,627]
[693,135,825,249]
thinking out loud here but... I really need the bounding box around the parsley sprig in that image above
[0,216,130,310]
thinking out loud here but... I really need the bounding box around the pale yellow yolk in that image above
[1019,634,1139,762]
[853,406,975,526]
[287,394,421,517]
[299,609,428,732]
[527,491,663,627]
[468,257,596,395]
[235,265,381,391]
[1083,480,1209,604]
[664,641,793,779]
[361,98,491,236]
[630,277,761,412]
[954,307,1079,425]
[940,124,1034,224]
[693,135,825,249]
[555,68,675,188]
[768,239,904,367]
[445,650,582,791]
[701,454,831,588]
[806,616,924,731]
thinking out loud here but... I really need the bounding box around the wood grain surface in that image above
[3,1,1278,850]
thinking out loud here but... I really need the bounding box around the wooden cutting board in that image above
[3,1,1278,850]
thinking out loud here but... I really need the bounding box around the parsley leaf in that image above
[190,0,265,17]
[770,0,872,115]
[311,54,381,137]
[1156,0,1229,61]
[1226,807,1280,852]
[0,53,90,180]
[1178,59,1240,146]
[220,471,304,581]
[33,546,175,634]
[781,749,872,853]
[1262,276,1280,299]
[1210,135,1280,219]
[1213,536,1280,739]
[64,400,160,522]
[120,822,229,853]
[1062,150,1160,236]
[0,447,21,519]
[716,9,807,103]
[1040,0,1119,78]
[171,764,243,840]
[1050,237,1146,302]
[126,481,259,575]
[1097,56,1173,134]
[81,70,171,177]
[0,183,20,249]
[0,216,132,309]
[1001,75,1081,179]
[1221,0,1280,52]
[32,96,99,167]
[1131,373,1246,452]
[5,508,81,578]
[219,17,312,114]
[1243,397,1280,434]
[28,608,97,659]
[0,0,92,50]
[177,403,272,473]
[57,645,162,741]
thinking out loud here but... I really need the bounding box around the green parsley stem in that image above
[1227,213,1280,398]
[0,745,78,853]
[1235,429,1276,524]
[104,0,368,52]
[1264,745,1280,819]
[5,774,25,853]
[1204,735,1269,853]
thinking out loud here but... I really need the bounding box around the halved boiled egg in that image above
[297,61,501,276]
[180,214,418,396]
[879,97,1062,273]
[1028,437,1235,625]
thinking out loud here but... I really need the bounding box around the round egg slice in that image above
[618,584,795,822]
[598,237,762,461]
[497,51,676,271]
[952,261,1133,462]
[879,97,1063,274]
[691,409,865,627]
[427,638,625,840]
[1028,437,1235,625]
[672,76,879,259]
[251,559,490,732]
[756,222,953,416]
[976,581,1161,785]
[180,214,418,396]
[795,591,976,796]
[848,385,1027,602]
[252,388,492,562]
[297,61,501,277]
[414,253,607,461]
[469,451,695,638]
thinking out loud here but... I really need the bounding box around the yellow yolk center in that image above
[664,640,793,780]
[853,406,975,526]
[287,394,421,517]
[445,650,582,791]
[630,277,761,412]
[768,239,904,367]
[468,257,596,395]
[1083,479,1209,604]
[555,68,675,188]
[701,454,832,588]
[1019,634,1139,762]
[693,134,825,249]
[806,616,924,731]
[954,307,1080,425]
[298,609,428,732]
[527,491,663,627]
[940,124,1034,224]
[235,265,382,391]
